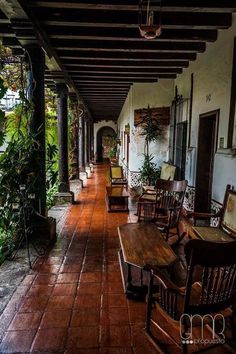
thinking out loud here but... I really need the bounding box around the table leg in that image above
[127,263,132,290]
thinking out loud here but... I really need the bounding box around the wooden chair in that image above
[188,185,236,242]
[145,238,236,354]
[138,162,176,203]
[137,179,188,242]
[110,165,128,187]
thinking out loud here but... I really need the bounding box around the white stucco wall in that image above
[117,15,236,197]
[94,120,117,155]
[174,14,236,202]
[117,80,174,173]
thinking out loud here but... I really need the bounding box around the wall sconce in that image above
[124,123,130,134]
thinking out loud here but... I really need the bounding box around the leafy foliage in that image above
[137,106,164,185]
[138,105,163,151]
[139,153,161,186]
[0,130,41,263]
[0,47,59,264]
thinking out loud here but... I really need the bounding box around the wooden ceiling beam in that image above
[84,97,125,99]
[74,78,158,83]
[0,10,10,23]
[27,1,236,13]
[82,93,127,96]
[76,84,131,88]
[46,27,218,42]
[81,99,126,102]
[0,24,15,37]
[78,93,129,96]
[53,40,206,53]
[40,11,231,29]
[2,37,21,48]
[63,61,189,68]
[79,92,129,95]
[59,51,197,61]
[68,74,175,79]
[66,68,182,74]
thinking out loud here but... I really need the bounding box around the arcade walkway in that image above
[0,164,158,354]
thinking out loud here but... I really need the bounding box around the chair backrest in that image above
[184,239,236,315]
[154,179,188,231]
[110,166,123,180]
[160,163,176,181]
[137,201,157,223]
[156,179,187,209]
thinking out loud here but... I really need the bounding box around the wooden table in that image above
[106,186,129,212]
[117,223,177,299]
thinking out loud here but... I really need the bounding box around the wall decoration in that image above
[134,106,170,127]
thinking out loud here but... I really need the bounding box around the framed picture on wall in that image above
[134,106,170,127]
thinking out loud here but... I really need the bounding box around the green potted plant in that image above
[138,105,164,186]
[139,153,161,186]
[108,137,118,165]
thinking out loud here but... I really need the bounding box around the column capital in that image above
[26,46,45,66]
[55,82,68,97]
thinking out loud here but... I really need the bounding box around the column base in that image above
[89,163,94,173]
[31,216,57,244]
[85,166,91,178]
[54,191,74,205]
[70,179,83,194]
[79,171,88,180]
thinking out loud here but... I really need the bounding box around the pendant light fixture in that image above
[139,0,162,40]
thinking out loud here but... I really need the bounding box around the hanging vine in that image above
[69,100,83,180]
[0,43,58,263]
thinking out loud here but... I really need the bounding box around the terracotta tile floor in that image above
[0,164,160,354]
[0,164,234,354]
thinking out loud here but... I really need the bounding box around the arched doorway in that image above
[96,126,116,162]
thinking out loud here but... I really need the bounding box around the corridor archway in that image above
[96,126,116,162]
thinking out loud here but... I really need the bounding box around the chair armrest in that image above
[145,267,185,296]
[137,201,156,206]
[187,211,214,219]
[139,191,156,200]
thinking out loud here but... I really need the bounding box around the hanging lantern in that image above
[139,0,162,40]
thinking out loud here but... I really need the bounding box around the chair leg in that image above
[145,273,154,333]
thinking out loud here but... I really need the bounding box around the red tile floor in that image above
[0,164,160,354]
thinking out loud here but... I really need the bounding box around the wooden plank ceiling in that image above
[1,1,236,121]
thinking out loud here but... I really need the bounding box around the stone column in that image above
[79,114,85,171]
[90,122,94,162]
[86,121,91,164]
[27,46,46,216]
[69,93,80,180]
[55,83,74,203]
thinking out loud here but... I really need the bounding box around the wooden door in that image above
[194,111,219,213]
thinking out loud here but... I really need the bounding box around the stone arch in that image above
[96,126,116,162]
